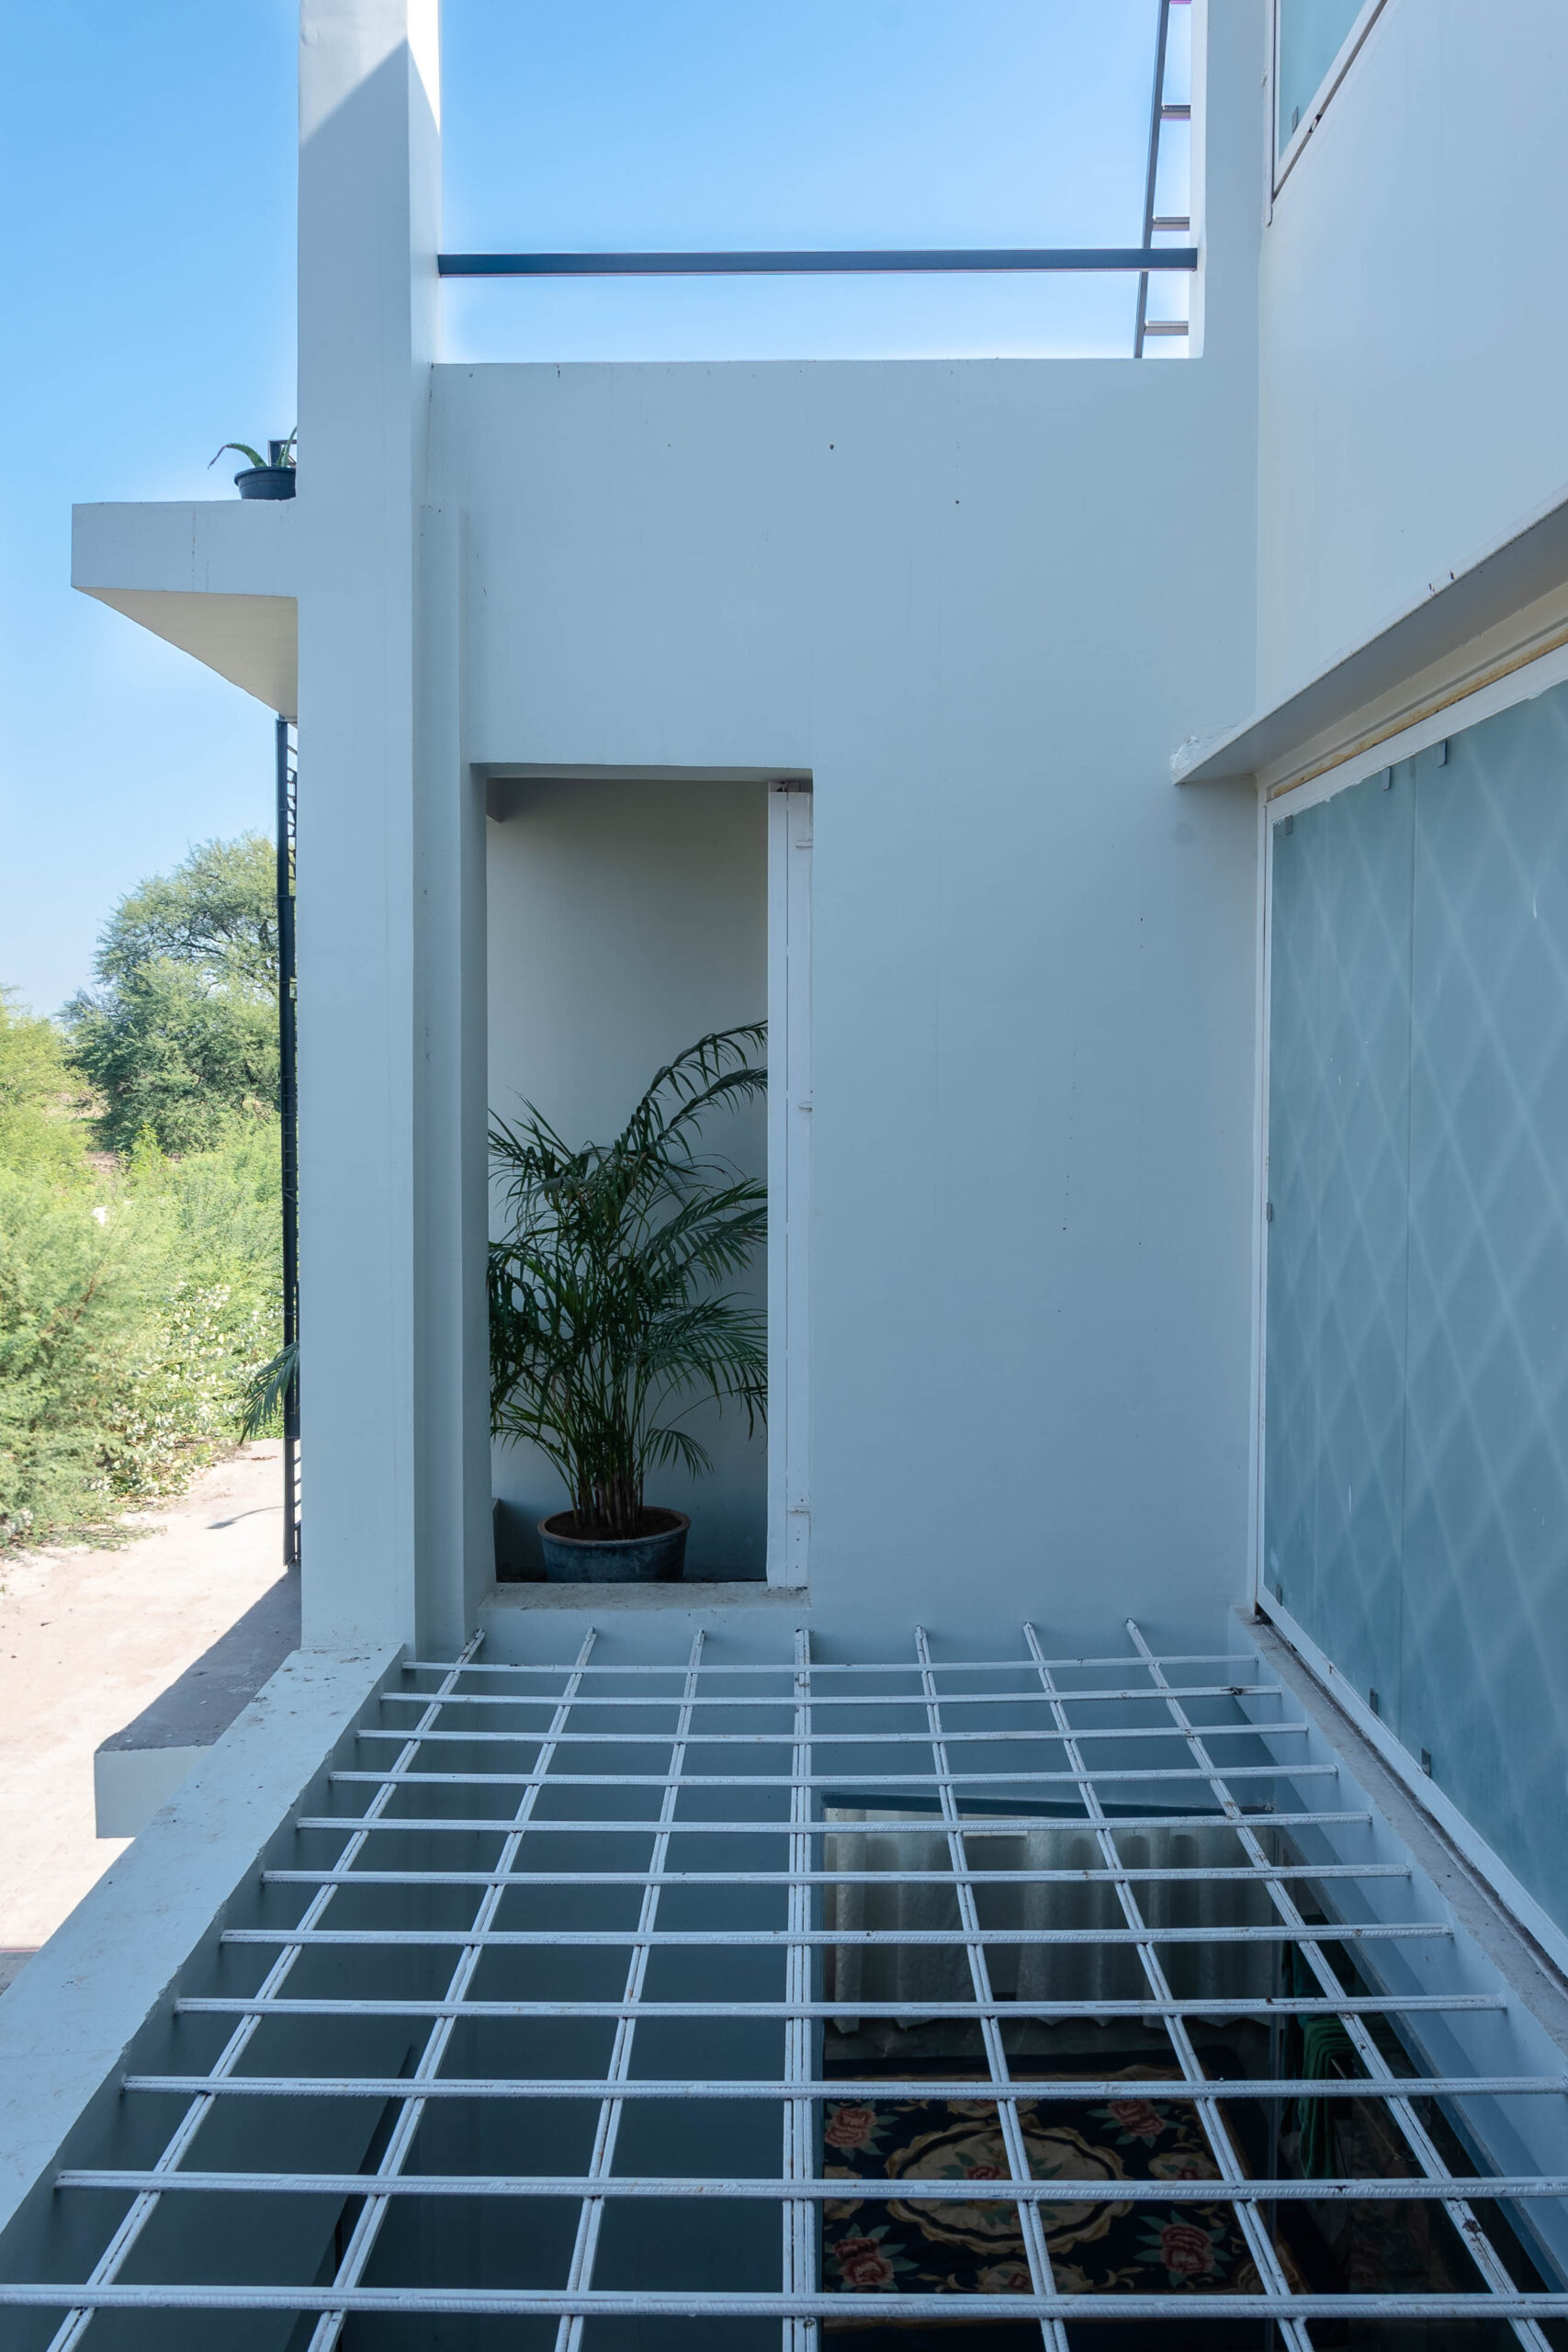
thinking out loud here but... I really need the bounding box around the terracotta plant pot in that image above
[536,1509,690,1582]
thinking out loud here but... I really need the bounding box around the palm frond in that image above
[488,1026,766,1536]
[238,1339,298,1442]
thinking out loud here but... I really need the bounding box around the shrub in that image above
[0,1114,283,1549]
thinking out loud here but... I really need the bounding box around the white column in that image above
[297,0,483,1649]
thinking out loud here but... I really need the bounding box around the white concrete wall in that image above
[1258,0,1568,708]
[487,778,769,1577]
[278,0,1272,1650]
[423,0,1269,1646]
[295,0,491,1655]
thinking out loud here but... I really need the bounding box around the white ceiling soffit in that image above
[71,499,299,720]
[80,587,298,721]
[1175,490,1568,796]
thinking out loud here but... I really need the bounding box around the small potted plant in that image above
[489,1024,766,1580]
[209,431,297,500]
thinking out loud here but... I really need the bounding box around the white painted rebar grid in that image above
[6,1618,1568,2346]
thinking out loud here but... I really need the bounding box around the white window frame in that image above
[767,781,812,1586]
[1271,0,1388,194]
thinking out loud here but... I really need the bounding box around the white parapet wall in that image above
[0,1644,396,2253]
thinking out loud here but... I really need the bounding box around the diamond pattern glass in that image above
[1266,761,1411,1718]
[1267,684,1568,1935]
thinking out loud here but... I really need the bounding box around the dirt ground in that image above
[0,1444,288,1994]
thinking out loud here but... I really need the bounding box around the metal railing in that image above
[438,245,1198,278]
[1134,0,1195,355]
[441,3,1196,359]
[274,715,300,1572]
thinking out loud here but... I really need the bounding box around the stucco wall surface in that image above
[430,349,1261,1645]
[1257,0,1568,710]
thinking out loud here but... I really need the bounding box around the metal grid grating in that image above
[7,1618,1568,2345]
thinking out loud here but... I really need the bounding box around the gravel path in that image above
[0,1445,288,1993]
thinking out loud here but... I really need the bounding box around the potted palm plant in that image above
[209,432,297,499]
[489,1023,767,1580]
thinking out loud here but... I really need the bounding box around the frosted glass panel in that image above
[1266,686,1568,1935]
[1401,707,1568,1913]
[1265,764,1410,1717]
[1277,0,1367,154]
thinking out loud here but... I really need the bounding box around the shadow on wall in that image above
[487,777,769,1581]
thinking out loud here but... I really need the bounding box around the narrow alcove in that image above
[485,775,777,1583]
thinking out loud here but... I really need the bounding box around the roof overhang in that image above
[72,501,299,720]
[1174,488,1568,797]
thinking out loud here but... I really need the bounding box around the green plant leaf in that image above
[489,1023,767,1537]
[237,1337,297,1442]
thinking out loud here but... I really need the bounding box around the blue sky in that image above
[2,0,1177,1016]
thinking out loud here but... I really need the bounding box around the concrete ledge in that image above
[479,1579,811,1665]
[93,1571,302,1838]
[71,500,299,715]
[1248,1607,1568,2041]
[0,1643,396,2243]
[1174,487,1568,790]
[71,499,299,599]
[91,1745,208,1840]
[483,1577,806,1610]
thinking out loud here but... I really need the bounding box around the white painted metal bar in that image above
[327,1761,1338,1787]
[292,1807,1375,1834]
[555,1630,705,2352]
[175,1992,1510,2022]
[378,1678,1292,1707]
[58,2167,1568,2206]
[22,1622,1568,2338]
[1023,1623,1314,2352]
[914,1623,1069,2352]
[9,2284,1568,2323]
[263,1860,1412,1888]
[784,1627,817,2352]
[39,1631,488,2352]
[1125,1617,1557,2352]
[350,1719,1316,1746]
[219,1920,1450,1948]
[397,1650,1258,1675]
[301,1629,600,2352]
[124,2072,1562,2102]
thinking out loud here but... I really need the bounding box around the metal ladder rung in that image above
[1136,1,1193,358]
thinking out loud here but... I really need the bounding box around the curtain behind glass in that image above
[825,1811,1280,2028]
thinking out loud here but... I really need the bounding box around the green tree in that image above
[64,835,279,1153]
[0,990,92,1183]
[94,834,277,996]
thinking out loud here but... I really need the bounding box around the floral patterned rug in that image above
[821,2068,1274,2326]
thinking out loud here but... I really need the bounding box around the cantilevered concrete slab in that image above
[71,497,299,717]
[1173,487,1568,796]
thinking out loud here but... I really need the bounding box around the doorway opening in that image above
[485,772,810,1586]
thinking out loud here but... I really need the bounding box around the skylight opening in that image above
[439,0,1192,362]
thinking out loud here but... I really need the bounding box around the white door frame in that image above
[767,782,812,1585]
